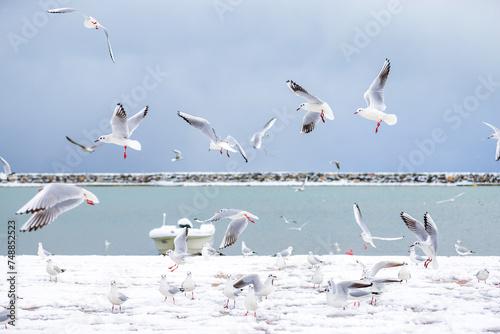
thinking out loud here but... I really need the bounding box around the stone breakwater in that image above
[1,172,499,185]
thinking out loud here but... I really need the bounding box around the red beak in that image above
[94,140,99,142]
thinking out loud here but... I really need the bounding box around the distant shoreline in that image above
[1,172,499,186]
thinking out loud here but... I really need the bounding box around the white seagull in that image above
[46,259,65,282]
[436,192,465,204]
[454,243,474,256]
[244,286,258,317]
[171,149,184,162]
[311,266,323,288]
[273,246,294,259]
[250,117,276,149]
[353,203,403,249]
[288,222,308,232]
[355,59,397,133]
[201,243,223,259]
[177,111,248,162]
[108,280,128,312]
[241,241,257,256]
[233,273,276,299]
[195,209,258,249]
[223,275,243,309]
[356,259,406,279]
[294,176,307,192]
[47,8,115,62]
[159,275,183,304]
[483,121,500,160]
[274,253,287,271]
[323,279,373,309]
[286,80,334,133]
[95,104,148,159]
[280,215,297,224]
[0,157,14,180]
[307,251,323,267]
[165,227,191,272]
[398,263,411,283]
[408,247,426,266]
[66,136,100,153]
[476,269,489,283]
[16,183,99,232]
[181,271,196,300]
[38,242,53,260]
[400,212,439,269]
[329,160,340,170]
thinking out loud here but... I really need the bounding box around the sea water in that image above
[0,185,498,257]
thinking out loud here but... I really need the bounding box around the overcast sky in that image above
[1,1,500,174]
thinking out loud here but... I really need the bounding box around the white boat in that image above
[149,213,215,254]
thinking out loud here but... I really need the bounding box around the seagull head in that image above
[297,103,305,111]
[355,108,364,115]
[95,135,108,143]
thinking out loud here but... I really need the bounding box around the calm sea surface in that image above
[0,185,498,257]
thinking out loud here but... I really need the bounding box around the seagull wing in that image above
[219,217,248,249]
[16,184,85,215]
[400,212,428,242]
[496,140,500,161]
[174,227,188,254]
[233,273,263,291]
[370,261,405,277]
[173,150,182,158]
[224,136,248,162]
[286,80,323,104]
[300,111,321,134]
[127,106,148,136]
[66,136,86,150]
[178,111,219,144]
[47,8,89,19]
[364,58,390,110]
[97,24,115,63]
[110,104,129,138]
[483,121,500,134]
[353,203,372,237]
[19,197,84,232]
[423,213,439,253]
[0,157,11,175]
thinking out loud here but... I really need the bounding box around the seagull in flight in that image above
[355,59,397,133]
[288,222,308,232]
[177,111,248,162]
[286,80,334,133]
[280,215,297,224]
[16,184,98,232]
[95,104,148,159]
[482,122,500,161]
[47,8,115,62]
[250,117,276,149]
[353,203,403,249]
[0,157,14,180]
[66,136,100,153]
[436,192,465,204]
[400,212,439,269]
[329,160,340,170]
[294,176,307,192]
[165,227,191,272]
[171,149,184,162]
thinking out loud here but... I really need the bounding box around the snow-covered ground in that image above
[4,254,500,333]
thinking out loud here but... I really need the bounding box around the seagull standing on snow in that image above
[38,242,52,260]
[46,259,65,282]
[195,209,258,249]
[181,271,196,300]
[171,149,184,162]
[286,80,334,133]
[0,157,14,180]
[201,243,223,259]
[250,117,276,149]
[398,263,411,283]
[307,251,323,267]
[177,111,248,162]
[47,8,115,62]
[108,280,128,312]
[66,136,100,153]
[273,246,294,259]
[483,121,500,160]
[400,212,439,269]
[95,104,148,159]
[353,203,403,249]
[476,269,489,283]
[165,227,191,272]
[241,241,257,256]
[274,253,286,271]
[244,286,258,317]
[223,275,243,309]
[355,59,397,133]
[159,275,183,304]
[16,183,98,232]
[408,247,426,266]
[454,242,474,256]
[311,266,323,288]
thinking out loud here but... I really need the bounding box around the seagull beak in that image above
[354,111,359,114]
[94,139,99,142]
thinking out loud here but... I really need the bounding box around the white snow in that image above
[3,255,500,333]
